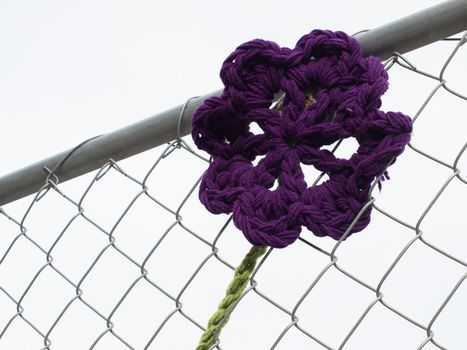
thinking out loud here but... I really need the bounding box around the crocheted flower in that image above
[192,30,412,248]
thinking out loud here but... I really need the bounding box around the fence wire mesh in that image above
[0,32,466,350]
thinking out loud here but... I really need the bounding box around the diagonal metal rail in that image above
[0,0,466,206]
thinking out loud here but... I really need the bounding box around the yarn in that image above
[195,245,267,350]
[192,29,412,248]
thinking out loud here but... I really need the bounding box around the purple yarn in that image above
[192,29,412,248]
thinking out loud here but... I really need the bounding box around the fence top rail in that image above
[1,0,466,207]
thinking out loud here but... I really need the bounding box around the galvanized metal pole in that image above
[0,0,466,206]
[355,0,467,58]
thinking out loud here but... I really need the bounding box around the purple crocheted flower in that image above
[192,30,412,248]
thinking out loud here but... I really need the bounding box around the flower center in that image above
[287,137,298,148]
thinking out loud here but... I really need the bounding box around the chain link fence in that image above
[0,31,466,350]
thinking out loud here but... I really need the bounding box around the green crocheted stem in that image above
[195,245,267,350]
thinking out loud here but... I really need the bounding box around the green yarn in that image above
[195,245,267,350]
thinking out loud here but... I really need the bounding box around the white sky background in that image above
[1,1,467,350]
